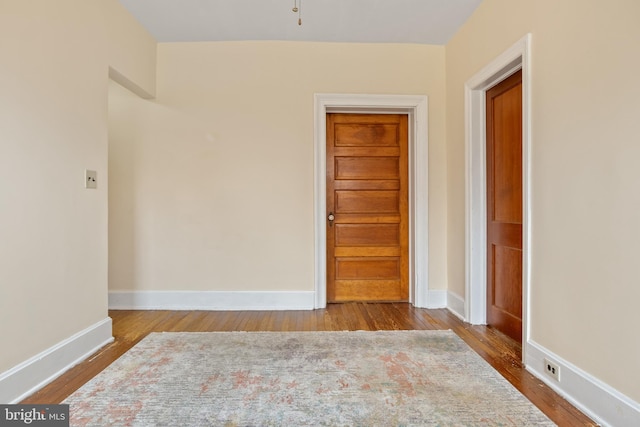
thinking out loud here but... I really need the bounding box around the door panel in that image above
[334,247,400,257]
[336,259,400,280]
[335,190,400,213]
[335,157,400,179]
[486,70,523,343]
[492,246,523,317]
[327,113,408,302]
[333,280,404,301]
[335,224,400,246]
[334,123,399,146]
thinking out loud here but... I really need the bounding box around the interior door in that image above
[326,113,408,302]
[486,70,523,343]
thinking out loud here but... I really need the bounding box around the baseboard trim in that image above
[0,318,113,404]
[109,290,316,311]
[423,290,447,309]
[526,340,640,427]
[446,291,465,320]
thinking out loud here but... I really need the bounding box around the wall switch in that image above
[85,170,97,189]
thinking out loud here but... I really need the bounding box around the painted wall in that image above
[0,0,155,374]
[108,41,448,295]
[446,0,640,402]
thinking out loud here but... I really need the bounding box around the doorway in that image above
[465,34,531,355]
[313,94,429,309]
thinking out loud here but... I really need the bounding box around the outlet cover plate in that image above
[85,170,97,189]
[544,358,560,381]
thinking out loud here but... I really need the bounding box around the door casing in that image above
[465,34,532,360]
[314,94,429,309]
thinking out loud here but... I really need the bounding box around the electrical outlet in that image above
[85,170,97,189]
[544,358,560,381]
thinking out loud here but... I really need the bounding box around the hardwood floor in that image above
[22,303,595,426]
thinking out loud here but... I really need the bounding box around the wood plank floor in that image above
[22,303,596,426]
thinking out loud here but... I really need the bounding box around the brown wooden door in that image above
[486,70,523,343]
[326,113,409,302]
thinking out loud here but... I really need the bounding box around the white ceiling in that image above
[118,0,483,45]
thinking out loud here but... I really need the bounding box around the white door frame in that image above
[465,34,532,356]
[314,94,429,309]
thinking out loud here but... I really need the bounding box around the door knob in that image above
[327,212,335,226]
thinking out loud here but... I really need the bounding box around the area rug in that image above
[64,331,554,426]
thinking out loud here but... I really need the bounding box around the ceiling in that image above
[118,0,483,45]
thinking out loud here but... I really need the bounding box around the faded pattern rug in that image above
[64,331,554,426]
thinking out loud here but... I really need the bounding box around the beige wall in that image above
[446,0,640,401]
[0,0,155,374]
[108,41,448,293]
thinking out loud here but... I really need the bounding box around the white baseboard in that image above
[446,291,465,320]
[0,318,113,404]
[109,290,316,311]
[526,340,640,427]
[423,290,447,309]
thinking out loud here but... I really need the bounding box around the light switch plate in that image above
[85,170,97,189]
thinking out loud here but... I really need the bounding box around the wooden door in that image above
[326,113,408,302]
[486,70,523,343]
